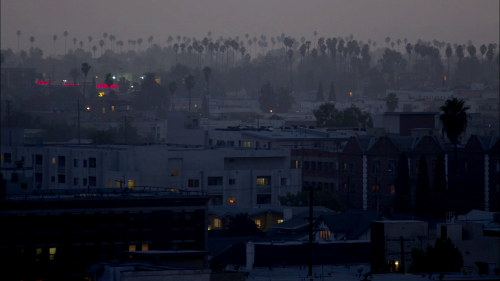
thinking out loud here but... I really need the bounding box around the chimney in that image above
[246,241,255,270]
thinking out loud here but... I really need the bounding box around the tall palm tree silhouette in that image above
[53,35,58,56]
[137,38,143,52]
[72,38,77,51]
[184,74,196,111]
[63,31,68,54]
[88,36,93,53]
[92,45,97,59]
[202,67,211,117]
[16,30,21,53]
[99,40,105,56]
[439,98,469,212]
[103,32,108,49]
[79,41,84,49]
[148,36,153,48]
[168,81,177,110]
[81,62,91,109]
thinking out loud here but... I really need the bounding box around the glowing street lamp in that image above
[349,91,353,103]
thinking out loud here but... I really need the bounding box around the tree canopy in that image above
[313,103,373,128]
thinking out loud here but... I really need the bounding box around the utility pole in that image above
[6,100,12,146]
[77,100,81,144]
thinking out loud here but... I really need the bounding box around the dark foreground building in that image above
[0,189,209,280]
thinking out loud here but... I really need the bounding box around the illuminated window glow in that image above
[243,141,251,147]
[254,219,261,228]
[129,245,136,251]
[128,179,135,189]
[229,197,236,204]
[52,157,55,164]
[108,179,112,188]
[49,247,57,260]
[277,219,284,223]
[213,218,221,228]
[141,244,149,251]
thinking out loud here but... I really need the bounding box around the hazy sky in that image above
[1,0,499,54]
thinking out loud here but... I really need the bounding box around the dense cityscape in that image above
[1,1,499,280]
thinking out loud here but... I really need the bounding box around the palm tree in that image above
[148,35,153,48]
[30,36,35,49]
[385,93,398,112]
[88,36,93,53]
[99,40,105,56]
[287,49,294,87]
[396,38,401,52]
[385,37,390,48]
[479,44,487,60]
[72,37,77,51]
[313,31,318,47]
[103,32,108,49]
[81,63,91,110]
[137,38,143,52]
[79,41,84,49]
[184,74,196,111]
[486,44,495,83]
[16,30,21,53]
[202,67,211,117]
[406,43,413,74]
[168,81,177,110]
[92,45,97,58]
[53,35,58,56]
[439,98,469,210]
[63,31,68,54]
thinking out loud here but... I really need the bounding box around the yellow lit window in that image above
[229,197,236,204]
[141,244,149,251]
[99,92,104,97]
[171,170,179,176]
[277,219,284,223]
[243,141,251,147]
[108,179,113,188]
[320,230,331,239]
[117,180,121,188]
[213,218,221,228]
[128,179,135,189]
[254,219,261,228]
[295,160,299,169]
[129,245,136,251]
[52,157,56,164]
[111,105,115,111]
[36,248,42,255]
[127,105,130,111]
[49,247,57,260]
[256,177,270,186]
[102,107,106,113]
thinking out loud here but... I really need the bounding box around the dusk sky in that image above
[1,0,499,53]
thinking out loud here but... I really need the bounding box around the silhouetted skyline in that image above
[1,0,498,53]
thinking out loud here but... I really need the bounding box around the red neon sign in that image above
[36,80,52,85]
[97,83,120,88]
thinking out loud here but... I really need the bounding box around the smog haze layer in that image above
[1,0,499,52]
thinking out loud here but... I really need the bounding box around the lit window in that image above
[99,92,104,97]
[256,176,271,186]
[243,141,251,147]
[320,230,331,240]
[117,180,121,188]
[52,157,56,164]
[141,244,149,251]
[108,179,112,188]
[129,245,136,251]
[254,219,261,228]
[229,197,236,204]
[171,170,179,176]
[277,219,284,223]
[372,185,379,191]
[128,179,135,189]
[127,105,130,111]
[102,108,106,113]
[213,218,221,228]
[36,248,42,255]
[295,160,299,169]
[388,184,395,194]
[111,106,115,111]
[49,247,57,260]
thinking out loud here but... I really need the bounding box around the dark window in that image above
[4,153,11,163]
[372,161,380,174]
[304,161,310,171]
[280,178,288,186]
[388,161,396,174]
[330,162,335,172]
[343,162,347,173]
[208,177,223,186]
[35,155,43,165]
[83,178,87,186]
[74,177,79,186]
[11,173,18,182]
[89,176,96,186]
[318,162,323,171]
[51,176,55,183]
[257,194,271,205]
[58,156,65,167]
[311,161,316,171]
[350,163,355,175]
[89,158,96,168]
[188,179,199,187]
[35,173,43,183]
[211,195,223,205]
[74,159,78,167]
[229,179,236,185]
[172,213,180,220]
[83,160,88,167]
[185,213,192,220]
[208,139,213,145]
[58,175,66,183]
[21,183,27,189]
[415,160,420,172]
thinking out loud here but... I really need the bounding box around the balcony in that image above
[207,185,223,193]
[35,165,42,172]
[57,166,65,174]
[257,186,272,194]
